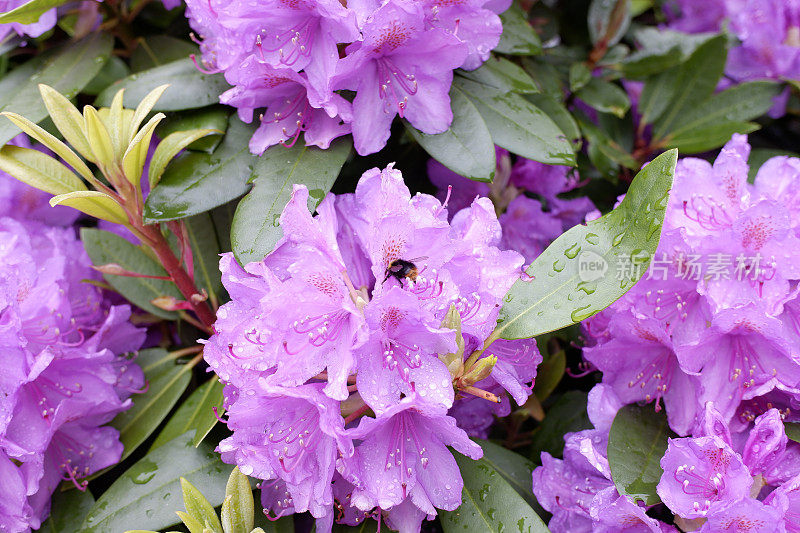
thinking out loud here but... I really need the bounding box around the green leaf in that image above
[495,149,677,339]
[131,36,199,72]
[520,58,564,99]
[653,35,728,138]
[531,391,591,460]
[619,29,718,78]
[454,77,575,166]
[144,116,258,222]
[407,84,495,182]
[786,422,800,444]
[0,0,69,24]
[460,56,539,94]
[39,488,95,533]
[50,191,128,225]
[181,477,223,533]
[136,348,177,377]
[111,354,192,462]
[80,228,182,319]
[532,349,565,402]
[95,58,230,112]
[568,63,592,92]
[185,213,225,304]
[575,78,630,118]
[666,81,781,135]
[639,66,680,126]
[524,93,581,145]
[440,450,550,533]
[158,107,230,153]
[152,377,225,450]
[664,121,760,154]
[607,403,673,505]
[231,137,352,265]
[0,144,86,194]
[82,433,233,533]
[0,33,112,146]
[221,467,255,533]
[495,2,542,56]
[149,128,222,187]
[84,56,130,96]
[588,0,632,48]
[748,148,800,183]
[476,439,541,512]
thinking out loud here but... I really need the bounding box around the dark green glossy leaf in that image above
[144,116,257,222]
[524,93,581,145]
[639,66,680,126]
[408,84,495,182]
[39,488,95,533]
[520,58,564,99]
[588,0,631,48]
[454,77,575,166]
[619,29,718,78]
[158,107,229,153]
[575,78,630,118]
[569,62,592,92]
[495,2,542,56]
[653,35,727,138]
[95,58,229,111]
[131,36,198,72]
[748,148,800,183]
[786,422,800,444]
[496,149,676,339]
[151,378,224,450]
[476,439,542,512]
[185,212,224,303]
[607,403,673,505]
[531,391,591,460]
[83,56,130,96]
[0,0,68,24]
[0,33,112,146]
[111,354,192,462]
[231,137,351,265]
[533,349,565,402]
[80,228,181,319]
[440,450,549,533]
[665,121,759,154]
[460,56,539,93]
[667,81,780,135]
[81,433,233,533]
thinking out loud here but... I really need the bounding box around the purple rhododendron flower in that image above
[205,165,532,530]
[532,385,671,532]
[583,134,800,434]
[0,216,145,531]
[186,0,507,155]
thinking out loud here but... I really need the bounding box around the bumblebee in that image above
[383,258,424,284]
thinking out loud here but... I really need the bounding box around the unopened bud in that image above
[439,304,465,378]
[460,355,498,387]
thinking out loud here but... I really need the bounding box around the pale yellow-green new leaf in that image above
[83,105,115,168]
[177,510,208,533]
[220,467,254,533]
[1,111,95,183]
[38,84,94,162]
[108,89,127,159]
[148,128,222,187]
[50,191,128,224]
[0,145,86,195]
[123,113,165,186]
[180,477,223,533]
[128,84,170,144]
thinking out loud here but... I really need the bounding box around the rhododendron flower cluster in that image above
[0,212,145,530]
[532,134,800,531]
[667,0,800,82]
[203,165,543,531]
[185,0,510,156]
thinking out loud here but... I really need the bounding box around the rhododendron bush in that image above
[1,0,800,532]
